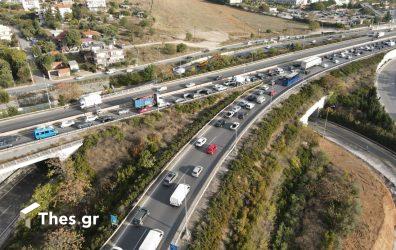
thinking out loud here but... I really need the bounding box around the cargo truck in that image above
[300,56,322,70]
[138,229,164,250]
[79,93,102,109]
[134,95,155,109]
[170,183,190,206]
[282,73,300,87]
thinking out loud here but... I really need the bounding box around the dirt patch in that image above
[318,137,396,250]
[131,0,307,44]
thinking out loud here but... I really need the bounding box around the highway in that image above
[376,58,396,120]
[309,119,396,187]
[5,26,386,96]
[101,43,396,250]
[1,32,396,141]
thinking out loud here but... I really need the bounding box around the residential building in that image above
[86,0,106,11]
[47,61,70,80]
[0,25,12,41]
[52,3,72,18]
[334,0,350,5]
[20,0,40,10]
[82,29,101,39]
[61,0,73,4]
[270,0,307,5]
[85,44,125,67]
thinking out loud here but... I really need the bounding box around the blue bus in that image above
[282,73,301,87]
[34,126,59,140]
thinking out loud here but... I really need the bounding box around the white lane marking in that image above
[132,227,148,250]
[0,169,32,201]
[0,205,11,217]
[0,215,18,240]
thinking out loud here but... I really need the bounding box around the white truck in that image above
[170,183,190,206]
[138,229,164,250]
[232,75,247,85]
[79,93,102,109]
[300,56,322,70]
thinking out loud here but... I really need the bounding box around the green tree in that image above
[55,8,62,22]
[0,59,14,88]
[141,64,156,81]
[31,45,42,57]
[176,43,187,53]
[162,43,176,55]
[138,150,155,169]
[64,29,82,47]
[309,21,320,30]
[0,88,10,103]
[384,11,392,22]
[185,32,193,41]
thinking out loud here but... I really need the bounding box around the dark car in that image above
[238,112,246,120]
[163,171,178,186]
[214,75,223,81]
[0,141,13,149]
[132,207,150,226]
[214,119,226,127]
[0,135,20,149]
[98,115,115,123]
[74,122,93,129]
[247,94,257,101]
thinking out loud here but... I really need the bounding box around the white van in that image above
[138,229,164,250]
[156,86,168,92]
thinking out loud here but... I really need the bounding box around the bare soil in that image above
[318,138,396,250]
[130,0,308,44]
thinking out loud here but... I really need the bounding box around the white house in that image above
[0,25,12,41]
[87,44,124,67]
[52,3,72,18]
[20,0,40,10]
[334,0,350,5]
[270,0,307,5]
[228,0,242,4]
[86,0,106,11]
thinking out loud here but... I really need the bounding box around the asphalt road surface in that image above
[1,32,396,138]
[377,59,396,120]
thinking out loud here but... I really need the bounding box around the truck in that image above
[232,75,247,86]
[134,95,155,109]
[282,73,300,87]
[138,229,164,250]
[300,56,322,70]
[170,183,190,206]
[79,93,102,109]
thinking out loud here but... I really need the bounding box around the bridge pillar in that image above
[56,142,83,161]
[300,96,327,125]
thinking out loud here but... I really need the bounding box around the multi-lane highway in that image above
[376,58,396,120]
[101,41,396,250]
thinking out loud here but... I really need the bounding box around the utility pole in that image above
[323,107,329,138]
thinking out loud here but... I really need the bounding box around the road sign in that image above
[110,214,118,226]
[170,243,178,250]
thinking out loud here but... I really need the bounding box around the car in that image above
[138,106,152,114]
[118,109,130,115]
[214,119,226,127]
[268,89,276,96]
[223,80,234,86]
[238,100,248,107]
[98,115,115,123]
[74,76,84,80]
[225,110,235,118]
[185,82,196,88]
[237,112,246,119]
[255,90,266,96]
[245,102,255,110]
[321,63,329,68]
[84,115,98,122]
[183,93,194,99]
[132,208,150,226]
[197,88,213,95]
[213,84,227,92]
[332,59,339,64]
[155,86,168,92]
[260,84,269,91]
[174,98,185,103]
[229,122,240,130]
[74,122,93,129]
[247,95,257,101]
[60,120,75,128]
[163,171,178,186]
[256,95,266,104]
[192,166,203,177]
[231,105,241,113]
[214,75,223,81]
[195,137,207,147]
[206,144,218,155]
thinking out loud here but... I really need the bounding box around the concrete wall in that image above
[300,96,327,125]
[377,48,396,72]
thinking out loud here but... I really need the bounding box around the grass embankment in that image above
[5,90,242,249]
[321,55,396,152]
[190,54,384,249]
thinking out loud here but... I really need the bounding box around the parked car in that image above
[229,122,240,130]
[214,75,223,81]
[132,208,150,226]
[60,120,75,128]
[225,110,235,118]
[238,100,248,107]
[206,144,218,155]
[195,137,207,147]
[245,102,255,110]
[260,84,269,91]
[231,105,241,113]
[255,90,265,96]
[98,115,115,123]
[238,112,246,120]
[247,95,257,101]
[163,171,178,186]
[192,166,203,177]
[256,96,266,104]
[214,119,226,127]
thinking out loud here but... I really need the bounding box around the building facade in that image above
[52,3,72,18]
[86,44,125,67]
[20,0,40,10]
[86,0,106,11]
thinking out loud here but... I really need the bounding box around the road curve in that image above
[376,58,396,120]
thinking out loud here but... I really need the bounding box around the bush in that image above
[162,43,177,55]
[0,88,9,103]
[176,43,187,53]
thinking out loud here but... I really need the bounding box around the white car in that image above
[256,96,266,104]
[74,76,84,80]
[229,122,240,130]
[245,102,255,110]
[118,109,130,115]
[185,82,196,88]
[332,59,339,64]
[213,84,227,92]
[84,115,98,122]
[156,86,168,92]
[223,80,234,86]
[60,120,75,128]
[231,105,241,113]
[195,137,207,147]
[261,84,269,91]
[174,98,185,103]
[225,110,235,118]
[321,63,328,68]
[192,166,203,177]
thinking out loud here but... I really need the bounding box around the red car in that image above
[268,89,277,97]
[138,106,153,114]
[206,144,218,155]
